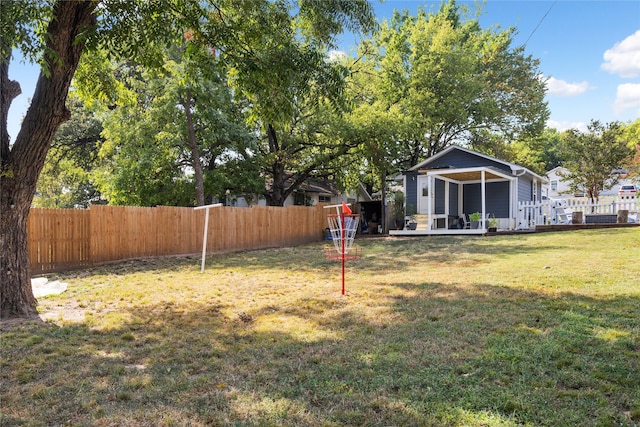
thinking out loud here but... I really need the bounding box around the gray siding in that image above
[424,150,512,175]
[518,176,533,202]
[449,182,459,215]
[463,181,510,217]
[486,181,510,217]
[405,171,418,215]
[463,184,482,214]
[434,178,446,214]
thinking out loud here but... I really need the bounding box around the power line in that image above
[523,0,557,46]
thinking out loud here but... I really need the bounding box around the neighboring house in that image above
[392,145,547,234]
[545,166,638,198]
[227,178,369,207]
[546,166,574,198]
[287,177,343,206]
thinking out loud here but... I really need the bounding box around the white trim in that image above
[424,166,516,182]
[427,176,432,226]
[481,170,486,225]
[447,178,510,185]
[509,179,516,221]
[458,181,464,216]
[193,203,223,210]
[417,175,430,214]
[444,181,450,218]
[422,166,518,231]
[409,145,548,183]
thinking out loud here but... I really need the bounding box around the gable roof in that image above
[265,175,373,202]
[294,177,340,195]
[546,166,567,179]
[408,145,548,183]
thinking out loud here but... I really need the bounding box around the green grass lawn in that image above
[2,228,639,426]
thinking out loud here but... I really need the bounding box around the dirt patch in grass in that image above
[38,302,86,323]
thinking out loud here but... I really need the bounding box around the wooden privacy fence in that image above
[28,204,330,274]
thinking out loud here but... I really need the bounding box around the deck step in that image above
[413,214,430,230]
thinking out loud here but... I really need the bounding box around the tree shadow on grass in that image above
[2,280,639,426]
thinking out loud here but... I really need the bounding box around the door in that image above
[417,175,431,214]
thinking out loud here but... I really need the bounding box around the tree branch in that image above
[0,56,22,164]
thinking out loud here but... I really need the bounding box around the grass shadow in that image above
[3,281,639,426]
[4,229,639,425]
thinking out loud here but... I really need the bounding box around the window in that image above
[319,195,331,203]
[293,192,312,206]
[551,180,558,191]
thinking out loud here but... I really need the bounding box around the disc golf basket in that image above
[323,203,361,295]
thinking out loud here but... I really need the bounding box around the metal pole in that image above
[341,213,345,295]
[200,207,210,273]
[194,203,222,273]
[323,203,352,295]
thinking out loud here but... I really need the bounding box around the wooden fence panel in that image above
[28,204,331,273]
[28,208,91,273]
[160,206,200,256]
[253,206,269,249]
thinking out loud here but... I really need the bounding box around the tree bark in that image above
[180,92,205,206]
[1,1,97,318]
[262,123,350,207]
[264,124,289,206]
[0,61,21,162]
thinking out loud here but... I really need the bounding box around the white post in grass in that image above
[194,203,223,273]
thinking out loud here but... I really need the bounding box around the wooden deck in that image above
[388,222,639,236]
[534,223,639,233]
[389,228,488,236]
[389,214,489,236]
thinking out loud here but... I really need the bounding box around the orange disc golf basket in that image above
[323,203,361,295]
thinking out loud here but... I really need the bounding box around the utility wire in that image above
[523,0,557,46]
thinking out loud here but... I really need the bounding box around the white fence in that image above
[518,196,638,229]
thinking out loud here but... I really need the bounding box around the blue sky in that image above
[6,0,640,142]
[341,0,640,133]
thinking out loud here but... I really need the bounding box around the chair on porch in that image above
[460,213,470,229]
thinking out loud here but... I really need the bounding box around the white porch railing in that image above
[517,201,549,229]
[517,196,638,229]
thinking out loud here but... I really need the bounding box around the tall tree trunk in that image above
[180,92,205,206]
[262,123,343,207]
[264,124,288,206]
[0,1,97,318]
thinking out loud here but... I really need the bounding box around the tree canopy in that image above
[334,0,550,224]
[560,120,635,202]
[352,0,549,169]
[33,96,103,208]
[0,0,375,317]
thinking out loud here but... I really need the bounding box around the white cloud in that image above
[614,83,640,114]
[327,50,346,62]
[601,29,640,78]
[547,119,588,133]
[545,76,590,97]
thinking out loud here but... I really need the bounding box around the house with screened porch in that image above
[390,145,548,235]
